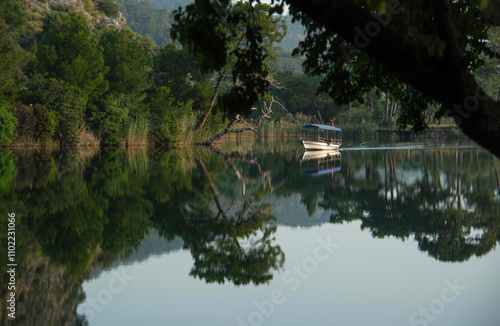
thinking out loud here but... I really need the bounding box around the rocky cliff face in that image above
[27,0,126,30]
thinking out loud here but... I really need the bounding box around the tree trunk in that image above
[198,112,270,145]
[198,115,240,145]
[317,108,324,124]
[195,156,227,219]
[389,100,395,121]
[195,71,227,133]
[200,145,247,199]
[384,94,389,120]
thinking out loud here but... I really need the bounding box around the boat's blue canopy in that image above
[301,124,341,132]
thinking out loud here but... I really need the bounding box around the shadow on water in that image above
[1,139,499,324]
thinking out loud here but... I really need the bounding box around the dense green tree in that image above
[96,0,120,17]
[13,103,56,143]
[0,101,17,145]
[33,104,57,141]
[24,75,85,144]
[90,94,129,145]
[271,72,335,117]
[140,34,159,57]
[13,103,34,141]
[153,43,213,111]
[0,0,28,99]
[147,86,192,143]
[36,12,108,103]
[100,27,153,95]
[475,26,500,101]
[172,0,287,130]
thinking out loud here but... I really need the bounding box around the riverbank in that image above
[1,113,468,148]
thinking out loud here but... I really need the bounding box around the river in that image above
[1,139,499,325]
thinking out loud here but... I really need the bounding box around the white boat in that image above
[300,124,342,150]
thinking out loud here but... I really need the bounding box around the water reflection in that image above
[300,150,341,177]
[326,149,500,262]
[153,150,285,286]
[1,141,499,324]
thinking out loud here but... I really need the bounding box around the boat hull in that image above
[301,140,340,150]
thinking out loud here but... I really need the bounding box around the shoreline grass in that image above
[2,114,468,149]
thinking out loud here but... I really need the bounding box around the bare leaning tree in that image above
[198,97,286,145]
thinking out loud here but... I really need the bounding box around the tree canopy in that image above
[36,12,108,103]
[172,0,500,156]
[172,0,287,117]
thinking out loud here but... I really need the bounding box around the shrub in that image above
[97,0,120,18]
[33,104,56,141]
[14,102,34,141]
[90,94,128,145]
[24,76,85,144]
[148,87,191,144]
[0,102,17,145]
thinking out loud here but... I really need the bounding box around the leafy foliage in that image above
[90,94,129,145]
[36,12,108,103]
[147,86,191,143]
[153,43,213,111]
[33,104,57,141]
[24,75,85,144]
[96,0,120,18]
[0,101,17,144]
[171,0,287,117]
[100,27,153,95]
[290,0,499,134]
[0,0,28,98]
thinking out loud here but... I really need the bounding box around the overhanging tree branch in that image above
[285,0,500,157]
[198,98,282,145]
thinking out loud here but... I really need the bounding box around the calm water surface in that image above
[1,139,499,326]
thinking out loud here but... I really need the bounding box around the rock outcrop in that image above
[27,0,127,30]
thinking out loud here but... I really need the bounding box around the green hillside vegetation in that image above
[272,48,304,75]
[0,0,210,147]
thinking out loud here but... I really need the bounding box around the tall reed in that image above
[79,126,100,146]
[125,117,149,146]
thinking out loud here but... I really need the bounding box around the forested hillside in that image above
[115,0,172,46]
[115,0,305,59]
[0,0,201,146]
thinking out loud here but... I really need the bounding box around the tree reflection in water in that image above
[152,148,285,286]
[1,142,500,324]
[323,149,500,262]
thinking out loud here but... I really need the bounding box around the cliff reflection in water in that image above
[0,141,499,324]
